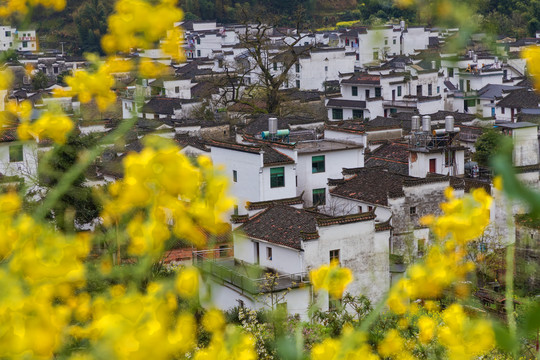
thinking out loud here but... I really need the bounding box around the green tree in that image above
[75,0,110,54]
[31,71,49,90]
[39,131,102,231]
[473,129,503,167]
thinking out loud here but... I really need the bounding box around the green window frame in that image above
[270,167,285,188]
[375,87,381,97]
[9,145,23,162]
[397,86,402,97]
[352,86,358,96]
[312,188,326,206]
[352,109,364,119]
[332,108,343,120]
[312,155,325,173]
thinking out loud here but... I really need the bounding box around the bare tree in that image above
[216,8,315,114]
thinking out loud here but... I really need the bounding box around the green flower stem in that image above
[33,116,137,221]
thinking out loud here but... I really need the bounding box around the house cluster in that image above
[1,19,540,318]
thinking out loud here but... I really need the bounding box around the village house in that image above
[196,204,390,319]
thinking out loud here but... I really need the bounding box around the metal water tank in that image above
[445,116,455,132]
[422,115,431,132]
[411,115,421,132]
[268,117,278,135]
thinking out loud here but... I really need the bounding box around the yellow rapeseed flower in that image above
[175,267,199,298]
[202,308,226,333]
[309,260,353,299]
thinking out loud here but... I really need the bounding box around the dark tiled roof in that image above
[208,140,294,166]
[175,135,210,151]
[342,74,380,85]
[324,120,365,134]
[331,168,413,205]
[0,128,17,142]
[370,141,409,163]
[242,114,321,135]
[246,194,304,210]
[365,116,401,130]
[496,89,540,109]
[326,99,367,108]
[365,158,409,176]
[279,88,323,102]
[238,205,319,249]
[140,97,191,115]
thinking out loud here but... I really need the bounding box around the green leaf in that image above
[493,322,519,353]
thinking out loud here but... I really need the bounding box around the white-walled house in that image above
[326,73,384,120]
[328,167,464,259]
[271,46,356,91]
[209,140,297,217]
[0,129,38,182]
[495,122,539,167]
[197,204,390,319]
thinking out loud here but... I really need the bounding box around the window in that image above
[312,155,325,173]
[501,107,505,114]
[437,86,440,94]
[175,86,180,93]
[270,167,285,188]
[356,53,359,61]
[9,145,23,162]
[373,51,378,60]
[219,245,228,258]
[329,249,340,265]
[295,63,300,73]
[53,67,58,74]
[266,247,272,260]
[397,86,402,97]
[358,206,363,213]
[365,89,370,99]
[233,205,238,215]
[352,109,364,119]
[384,38,388,45]
[22,41,27,48]
[459,79,464,91]
[196,50,201,57]
[393,38,396,45]
[428,84,432,96]
[332,108,343,120]
[324,66,328,72]
[313,188,326,206]
[375,87,381,97]
[418,239,425,257]
[410,206,416,215]
[273,62,277,70]
[352,86,358,96]
[368,206,373,212]
[296,80,300,89]
[5,31,10,37]
[448,68,454,77]
[416,85,422,96]
[233,170,237,182]
[196,38,200,44]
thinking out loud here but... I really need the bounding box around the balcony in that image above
[382,99,417,108]
[193,249,310,295]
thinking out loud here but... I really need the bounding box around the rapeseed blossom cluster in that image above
[388,187,491,314]
[309,187,495,359]
[101,137,233,251]
[310,260,353,299]
[101,0,185,61]
[0,0,65,16]
[17,107,74,144]
[523,46,540,90]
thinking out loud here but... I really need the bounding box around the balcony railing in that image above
[193,249,310,295]
[382,99,417,108]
